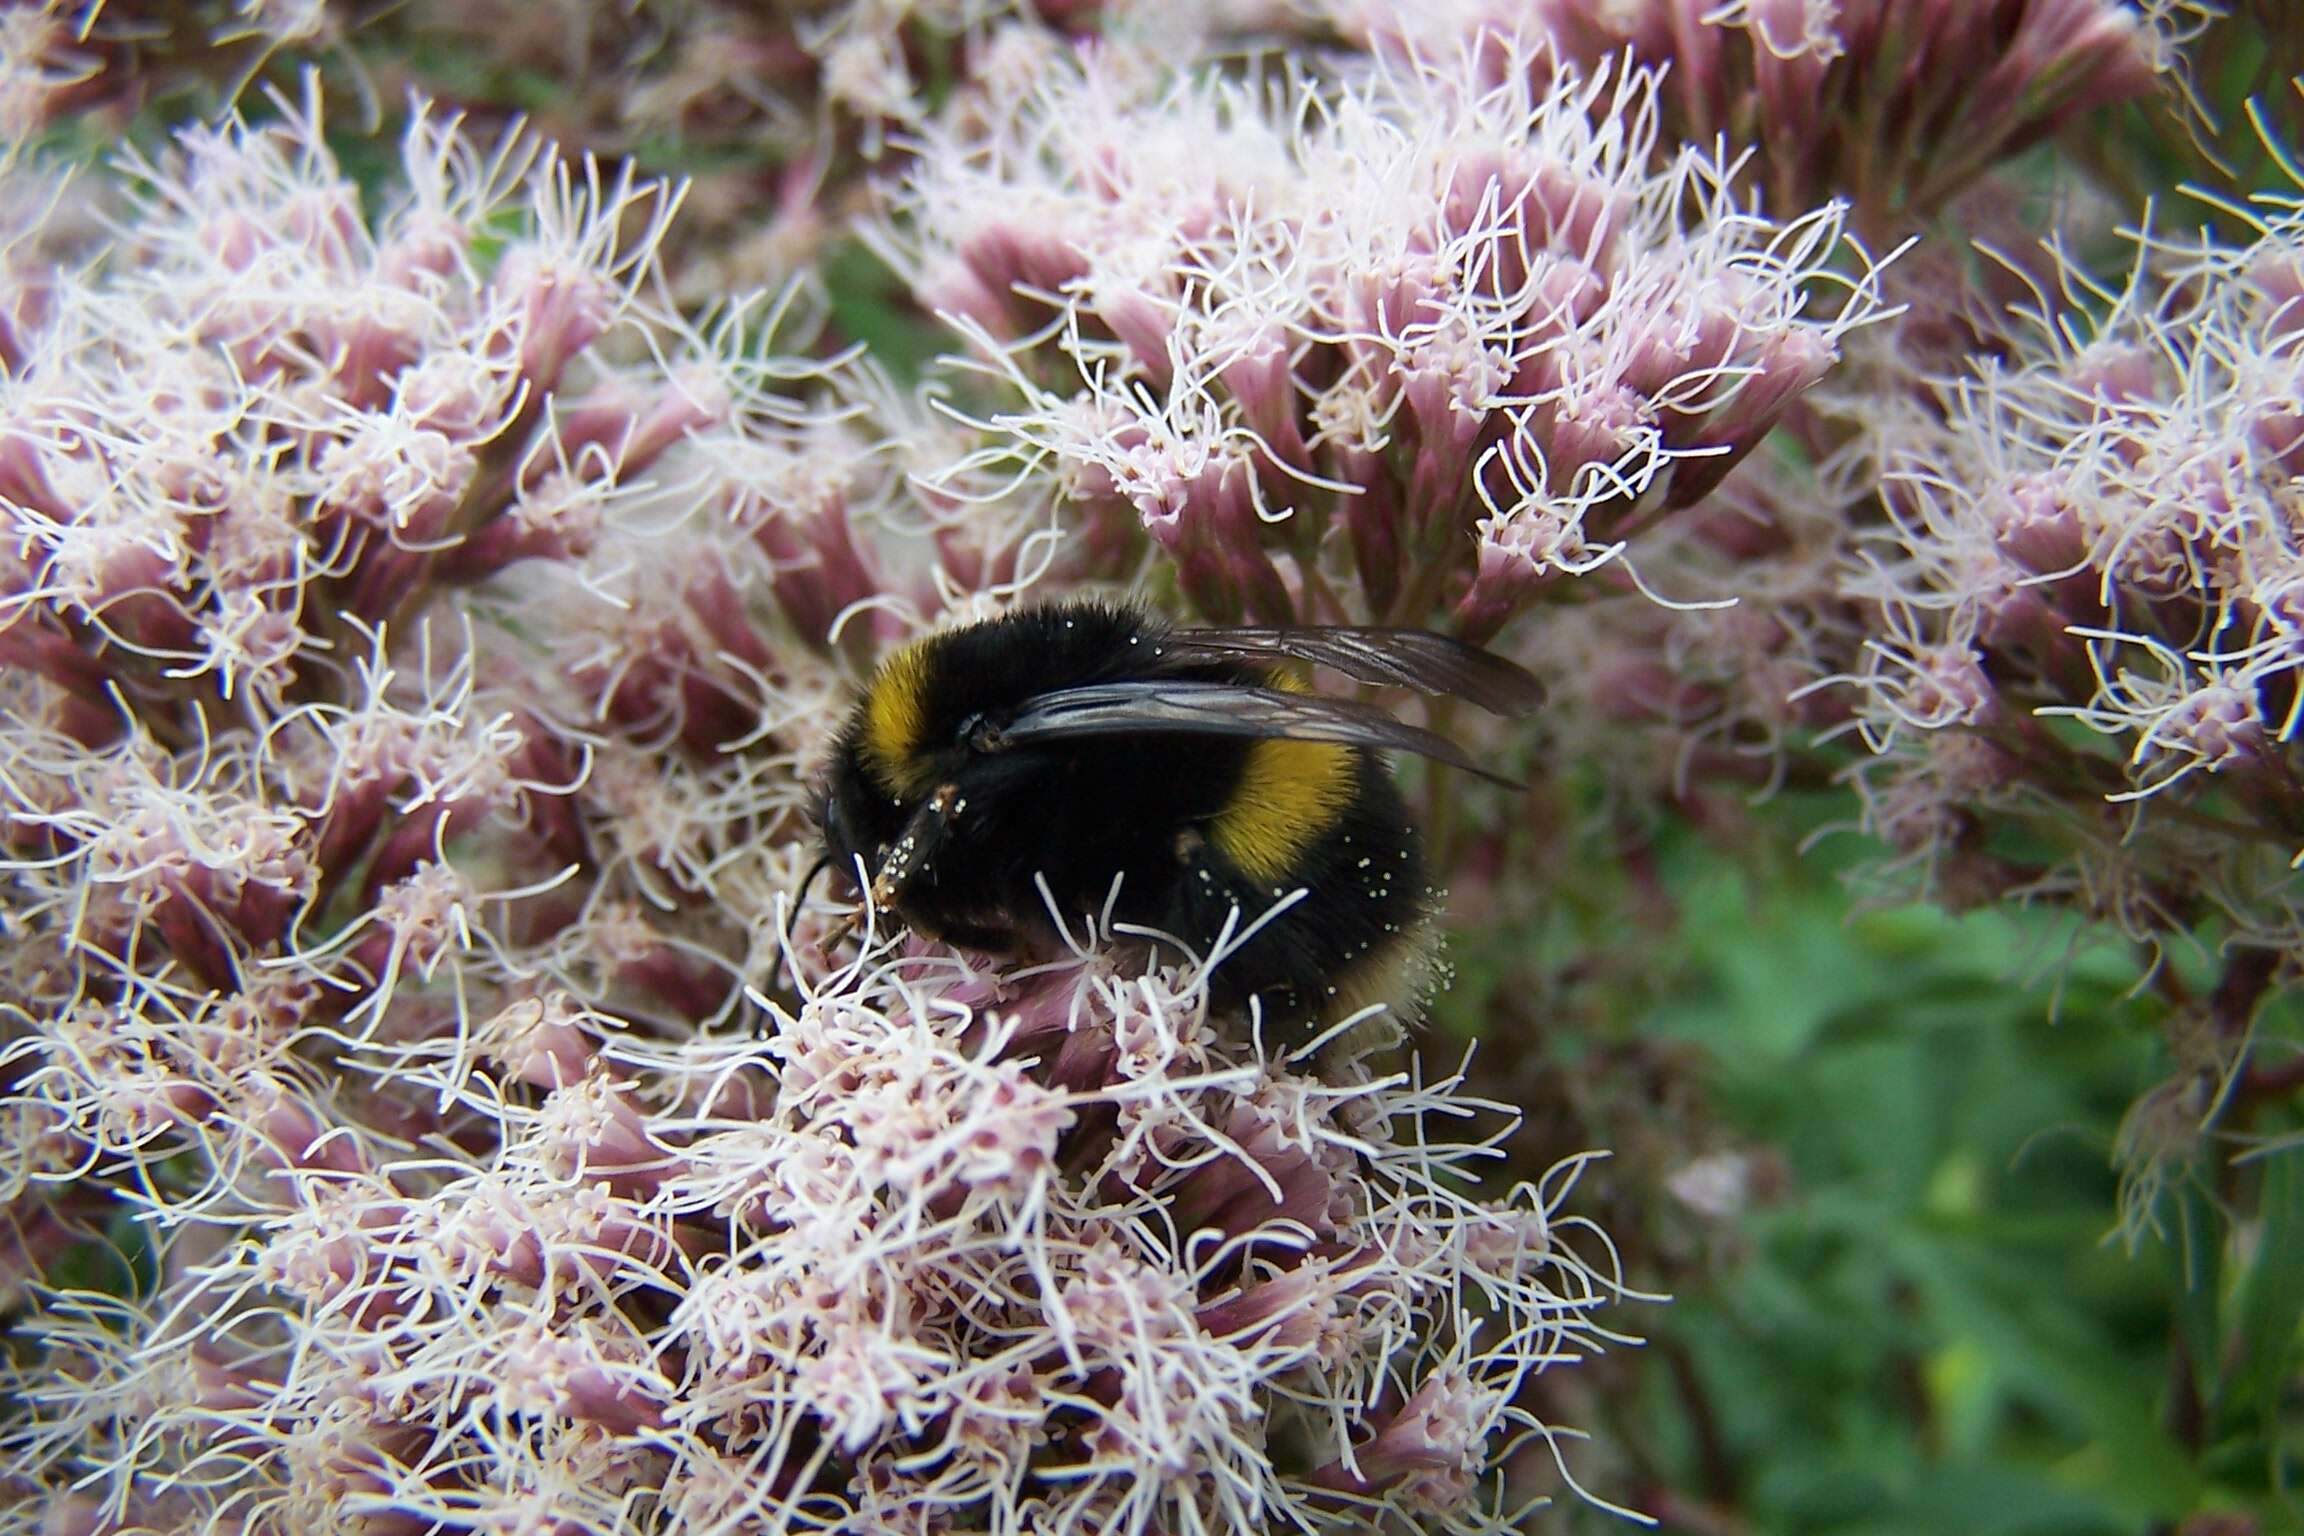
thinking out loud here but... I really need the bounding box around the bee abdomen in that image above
[1163,753,1433,1047]
[1207,735,1354,887]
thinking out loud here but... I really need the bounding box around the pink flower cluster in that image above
[9,933,1630,1533]
[877,31,1889,639]
[0,87,1633,1533]
[1827,196,2304,946]
[1329,0,2198,238]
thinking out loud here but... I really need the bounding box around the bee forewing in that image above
[1161,625,1545,717]
[996,681,1526,788]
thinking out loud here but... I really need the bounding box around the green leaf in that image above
[2219,1147,2304,1427]
[822,238,941,385]
[2167,1181,2223,1425]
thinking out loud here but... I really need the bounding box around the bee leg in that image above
[869,783,963,910]
[821,909,861,953]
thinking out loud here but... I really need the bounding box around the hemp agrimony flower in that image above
[1330,0,2205,240]
[876,30,1890,638]
[0,78,1640,1534]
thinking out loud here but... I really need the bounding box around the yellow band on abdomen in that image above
[1210,736,1353,885]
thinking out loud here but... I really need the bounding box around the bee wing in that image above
[1162,626,1545,716]
[994,681,1524,787]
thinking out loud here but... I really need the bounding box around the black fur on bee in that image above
[810,600,1541,1046]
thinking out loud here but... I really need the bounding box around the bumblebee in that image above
[812,600,1540,1045]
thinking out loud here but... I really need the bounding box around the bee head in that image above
[813,753,873,894]
[820,612,1134,892]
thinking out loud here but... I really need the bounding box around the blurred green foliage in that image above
[821,236,942,385]
[1520,809,2303,1535]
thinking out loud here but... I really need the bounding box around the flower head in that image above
[0,78,1639,1534]
[879,31,1886,635]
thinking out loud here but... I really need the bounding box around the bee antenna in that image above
[795,852,834,913]
[770,853,837,995]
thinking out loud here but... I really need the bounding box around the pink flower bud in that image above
[959,219,1088,312]
[1863,764,1973,859]
[1167,1095,1343,1236]
[1457,507,1582,644]
[917,252,1018,336]
[540,1077,672,1196]
[2247,369,2304,478]
[352,860,473,981]
[494,245,615,391]
[1542,377,1651,480]
[1397,316,1512,462]
[376,209,468,290]
[247,1081,369,1175]
[1341,478,1405,617]
[1209,314,1311,469]
[197,207,272,273]
[481,992,601,1090]
[946,1065,1073,1192]
[1988,472,2087,576]
[1667,327,1837,507]
[279,183,365,272]
[504,1330,670,1434]
[455,465,609,571]
[1093,278,1178,384]
[2140,681,2263,779]
[1313,1368,1494,1505]
[1195,1254,1347,1353]
[1903,643,1999,729]
[394,348,520,442]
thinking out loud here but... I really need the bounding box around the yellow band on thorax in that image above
[861,639,934,796]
